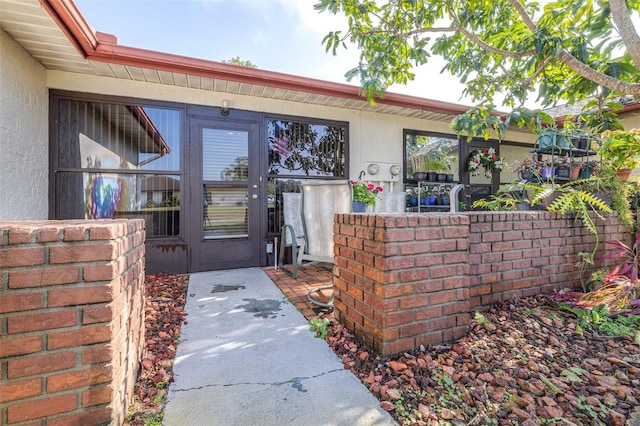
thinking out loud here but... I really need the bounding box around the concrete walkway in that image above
[163,268,396,426]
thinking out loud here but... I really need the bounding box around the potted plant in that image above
[578,160,600,179]
[424,157,440,181]
[554,155,571,179]
[408,154,427,181]
[538,157,555,179]
[569,129,592,151]
[511,158,536,181]
[350,180,383,211]
[598,129,640,181]
[569,162,583,180]
[406,188,419,207]
[537,125,571,150]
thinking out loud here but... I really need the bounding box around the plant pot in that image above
[420,197,427,206]
[442,197,450,206]
[538,129,570,150]
[426,172,437,181]
[540,166,555,179]
[436,173,447,182]
[555,166,570,178]
[515,202,533,211]
[616,168,632,182]
[413,172,427,181]
[519,170,534,181]
[427,195,437,205]
[352,201,368,212]
[572,137,590,151]
[446,174,454,182]
[570,165,581,180]
[578,166,593,179]
[408,197,418,207]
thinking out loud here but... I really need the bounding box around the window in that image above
[52,95,182,237]
[404,131,460,182]
[266,118,347,234]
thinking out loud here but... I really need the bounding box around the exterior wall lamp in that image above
[220,99,230,116]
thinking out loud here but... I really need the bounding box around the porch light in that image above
[221,99,230,116]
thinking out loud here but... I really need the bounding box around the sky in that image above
[74,0,471,106]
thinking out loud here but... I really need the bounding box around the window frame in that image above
[49,90,187,239]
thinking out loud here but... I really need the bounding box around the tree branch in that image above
[558,49,640,96]
[506,0,536,31]
[609,0,640,69]
[448,7,535,58]
[506,0,640,94]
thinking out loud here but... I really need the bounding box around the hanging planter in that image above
[468,148,504,178]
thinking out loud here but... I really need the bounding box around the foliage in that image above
[510,158,535,174]
[468,148,504,177]
[525,180,612,241]
[350,180,384,205]
[221,156,249,181]
[407,137,456,174]
[598,128,640,170]
[556,302,640,339]
[473,182,541,211]
[315,0,640,140]
[222,56,258,68]
[309,318,331,339]
[471,194,518,211]
[601,233,640,283]
[163,195,180,207]
[576,177,636,231]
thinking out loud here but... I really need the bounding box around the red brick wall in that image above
[334,212,629,357]
[468,212,628,310]
[0,220,146,426]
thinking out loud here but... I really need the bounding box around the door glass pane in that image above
[203,129,249,239]
[203,129,248,182]
[203,184,248,239]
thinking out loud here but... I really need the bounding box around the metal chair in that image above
[278,180,352,307]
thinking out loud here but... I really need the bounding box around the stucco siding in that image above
[0,29,48,220]
[621,112,640,129]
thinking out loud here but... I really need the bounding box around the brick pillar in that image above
[0,219,145,426]
[333,213,470,357]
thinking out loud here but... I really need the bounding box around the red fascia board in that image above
[93,44,470,115]
[39,0,471,116]
[39,0,99,55]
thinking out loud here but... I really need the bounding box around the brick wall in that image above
[334,211,629,357]
[0,220,146,426]
[468,211,628,310]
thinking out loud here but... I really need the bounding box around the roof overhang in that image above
[3,0,636,127]
[0,0,474,123]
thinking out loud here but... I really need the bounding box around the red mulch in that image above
[125,274,640,425]
[125,273,188,425]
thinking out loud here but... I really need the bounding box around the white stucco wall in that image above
[621,112,640,129]
[0,29,48,220]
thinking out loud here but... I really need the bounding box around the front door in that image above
[189,118,262,271]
